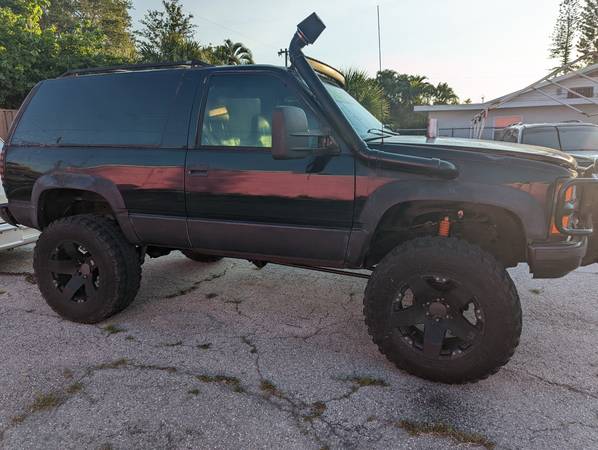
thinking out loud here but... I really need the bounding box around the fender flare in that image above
[347,179,547,265]
[31,172,141,244]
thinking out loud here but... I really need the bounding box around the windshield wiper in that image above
[364,128,399,142]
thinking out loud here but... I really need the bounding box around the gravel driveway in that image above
[0,245,597,449]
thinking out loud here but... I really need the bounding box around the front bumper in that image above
[528,237,588,278]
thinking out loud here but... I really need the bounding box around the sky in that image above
[131,0,563,103]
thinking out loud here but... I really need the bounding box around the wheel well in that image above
[38,189,114,229]
[366,201,527,268]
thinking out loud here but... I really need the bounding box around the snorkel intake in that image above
[288,13,458,179]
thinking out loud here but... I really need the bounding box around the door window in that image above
[200,74,321,149]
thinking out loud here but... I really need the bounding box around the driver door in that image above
[185,71,355,265]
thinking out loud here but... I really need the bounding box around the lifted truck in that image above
[1,14,597,383]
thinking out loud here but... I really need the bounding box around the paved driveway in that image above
[0,245,597,449]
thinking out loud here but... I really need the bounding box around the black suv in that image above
[1,14,597,383]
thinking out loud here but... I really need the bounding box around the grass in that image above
[398,420,495,449]
[196,374,244,393]
[348,376,389,387]
[102,324,126,335]
[12,392,63,424]
[303,401,327,422]
[529,288,544,295]
[260,380,285,399]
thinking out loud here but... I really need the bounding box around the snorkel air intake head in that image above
[292,13,326,50]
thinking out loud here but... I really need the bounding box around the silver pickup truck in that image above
[0,138,38,250]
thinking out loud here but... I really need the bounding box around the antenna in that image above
[377,5,382,75]
[377,5,384,142]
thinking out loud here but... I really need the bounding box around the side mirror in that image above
[272,106,338,160]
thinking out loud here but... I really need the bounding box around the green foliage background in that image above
[0,0,459,129]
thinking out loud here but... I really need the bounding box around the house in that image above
[414,63,598,140]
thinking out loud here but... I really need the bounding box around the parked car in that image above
[1,13,597,384]
[497,122,598,174]
[0,138,38,250]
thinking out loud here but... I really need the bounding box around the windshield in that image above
[323,82,384,139]
[559,126,598,152]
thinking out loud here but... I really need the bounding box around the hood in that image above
[566,150,598,163]
[373,135,578,170]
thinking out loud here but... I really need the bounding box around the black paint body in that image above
[1,64,592,277]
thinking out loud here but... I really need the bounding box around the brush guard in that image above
[554,178,598,236]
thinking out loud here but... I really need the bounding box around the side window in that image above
[521,127,560,150]
[12,71,184,147]
[200,74,321,149]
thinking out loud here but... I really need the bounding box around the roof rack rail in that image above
[59,60,212,78]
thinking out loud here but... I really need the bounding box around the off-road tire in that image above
[33,214,142,323]
[363,236,521,384]
[181,250,223,263]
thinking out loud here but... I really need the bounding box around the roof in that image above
[58,58,347,87]
[415,62,598,113]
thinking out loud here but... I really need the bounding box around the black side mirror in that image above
[272,106,338,160]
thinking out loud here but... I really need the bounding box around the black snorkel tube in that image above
[289,13,458,179]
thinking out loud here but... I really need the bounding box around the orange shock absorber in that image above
[438,216,451,237]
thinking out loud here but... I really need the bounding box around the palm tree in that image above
[433,82,460,105]
[342,68,389,121]
[214,39,254,65]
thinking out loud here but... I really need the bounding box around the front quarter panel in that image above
[348,142,571,265]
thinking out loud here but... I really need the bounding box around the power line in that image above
[192,13,278,51]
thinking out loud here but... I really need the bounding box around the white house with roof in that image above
[414,63,598,140]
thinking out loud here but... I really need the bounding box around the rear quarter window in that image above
[521,127,561,150]
[12,71,185,147]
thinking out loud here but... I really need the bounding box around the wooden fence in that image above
[0,109,18,141]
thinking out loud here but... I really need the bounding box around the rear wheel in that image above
[181,250,223,263]
[33,215,141,323]
[364,237,521,384]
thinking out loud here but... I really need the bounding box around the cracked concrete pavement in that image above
[0,244,597,449]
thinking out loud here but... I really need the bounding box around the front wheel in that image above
[363,237,521,384]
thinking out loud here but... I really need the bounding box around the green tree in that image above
[577,0,598,63]
[433,82,459,105]
[42,0,136,60]
[376,70,450,129]
[0,0,112,108]
[137,0,208,62]
[550,0,581,67]
[213,39,254,65]
[342,68,388,121]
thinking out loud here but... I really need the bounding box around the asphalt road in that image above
[0,244,597,449]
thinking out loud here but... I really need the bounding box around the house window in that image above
[567,87,594,99]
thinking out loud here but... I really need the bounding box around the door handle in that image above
[187,164,209,176]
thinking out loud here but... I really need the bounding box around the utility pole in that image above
[278,48,289,67]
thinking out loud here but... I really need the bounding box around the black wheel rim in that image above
[47,240,100,303]
[389,275,484,359]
